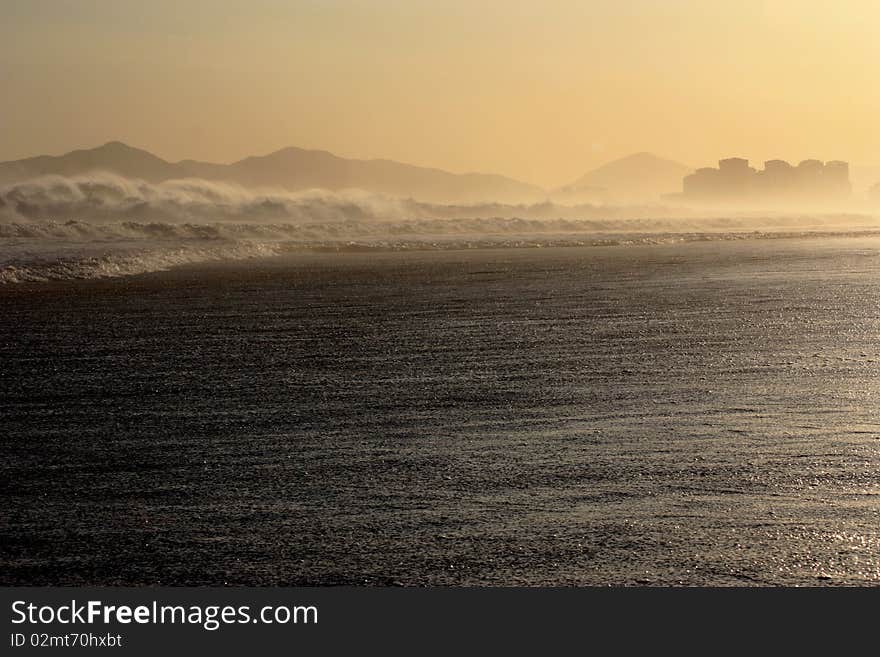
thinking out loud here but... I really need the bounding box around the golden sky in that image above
[1,0,878,186]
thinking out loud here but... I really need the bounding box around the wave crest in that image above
[2,173,879,284]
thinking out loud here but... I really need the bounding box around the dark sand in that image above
[2,238,880,585]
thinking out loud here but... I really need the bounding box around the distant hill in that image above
[0,142,546,204]
[0,142,185,184]
[555,152,693,202]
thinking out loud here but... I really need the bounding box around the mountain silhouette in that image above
[0,142,545,204]
[555,152,693,202]
[0,142,184,183]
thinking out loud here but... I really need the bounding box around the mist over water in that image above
[2,173,879,283]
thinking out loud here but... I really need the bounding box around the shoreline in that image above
[3,228,880,289]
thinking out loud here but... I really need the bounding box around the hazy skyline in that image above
[2,0,878,186]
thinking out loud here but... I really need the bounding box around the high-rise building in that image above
[682,158,851,202]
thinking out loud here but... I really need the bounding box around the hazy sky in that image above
[1,0,878,186]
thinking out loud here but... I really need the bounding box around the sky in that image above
[1,0,878,186]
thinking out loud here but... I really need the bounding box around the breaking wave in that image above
[2,173,879,284]
[0,241,283,285]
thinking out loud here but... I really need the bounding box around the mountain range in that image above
[0,142,544,204]
[0,142,697,204]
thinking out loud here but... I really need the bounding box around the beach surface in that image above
[2,237,880,585]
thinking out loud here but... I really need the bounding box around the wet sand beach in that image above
[2,237,880,585]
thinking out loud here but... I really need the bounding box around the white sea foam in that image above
[0,241,283,284]
[2,173,879,283]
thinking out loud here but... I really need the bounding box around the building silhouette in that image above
[683,158,851,202]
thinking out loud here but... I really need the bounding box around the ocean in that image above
[2,236,880,585]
